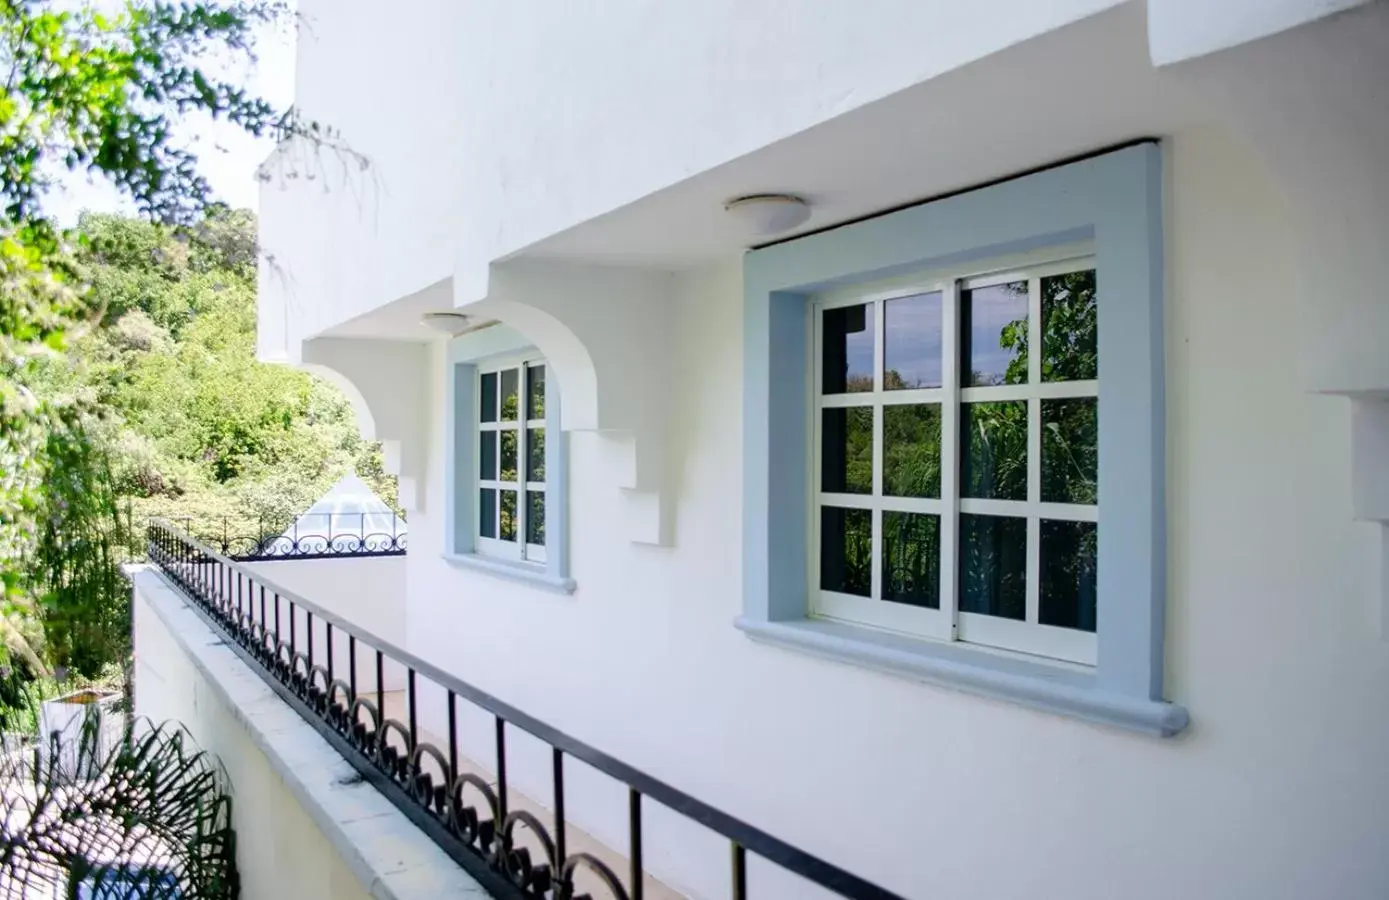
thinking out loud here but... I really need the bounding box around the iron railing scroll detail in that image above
[175,513,407,561]
[146,520,907,900]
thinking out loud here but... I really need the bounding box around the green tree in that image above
[0,0,351,675]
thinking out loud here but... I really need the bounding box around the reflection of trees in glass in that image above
[527,428,545,482]
[883,405,940,498]
[965,281,1029,386]
[1041,272,1097,382]
[1040,520,1097,631]
[883,512,939,608]
[500,369,520,421]
[821,507,871,596]
[1042,399,1096,504]
[963,401,1027,500]
[500,429,518,482]
[527,365,546,419]
[823,407,873,493]
[502,491,519,541]
[960,514,1026,619]
[527,491,545,545]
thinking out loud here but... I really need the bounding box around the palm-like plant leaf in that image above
[0,713,238,898]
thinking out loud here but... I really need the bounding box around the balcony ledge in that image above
[130,564,489,899]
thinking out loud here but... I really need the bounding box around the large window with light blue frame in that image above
[738,143,1187,736]
[445,325,573,594]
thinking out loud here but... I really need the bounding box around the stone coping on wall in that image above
[129,565,487,900]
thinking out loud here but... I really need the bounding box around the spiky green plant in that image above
[0,713,238,898]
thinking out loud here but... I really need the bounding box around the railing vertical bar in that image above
[348,635,357,698]
[495,717,508,820]
[447,691,458,783]
[407,668,418,748]
[732,842,747,900]
[553,748,566,864]
[375,650,384,725]
[630,788,644,900]
[326,622,334,682]
[259,585,266,633]
[306,611,314,668]
[273,593,281,645]
[289,601,297,654]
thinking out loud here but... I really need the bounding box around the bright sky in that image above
[43,5,298,226]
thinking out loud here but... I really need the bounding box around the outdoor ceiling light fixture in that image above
[724,193,811,236]
[421,311,480,336]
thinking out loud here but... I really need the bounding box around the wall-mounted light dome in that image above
[724,194,811,236]
[421,312,477,335]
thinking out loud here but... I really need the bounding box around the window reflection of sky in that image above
[966,283,1027,385]
[885,292,942,388]
[843,314,873,387]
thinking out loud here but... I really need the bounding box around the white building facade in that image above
[258,2,1389,897]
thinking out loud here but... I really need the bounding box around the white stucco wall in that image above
[393,125,1389,899]
[133,579,377,900]
[260,0,1129,353]
[244,556,409,692]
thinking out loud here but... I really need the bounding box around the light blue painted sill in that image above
[441,553,577,596]
[735,617,1189,738]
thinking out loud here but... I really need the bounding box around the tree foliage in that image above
[0,0,362,680]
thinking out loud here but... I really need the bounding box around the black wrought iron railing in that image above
[172,513,407,561]
[146,520,906,900]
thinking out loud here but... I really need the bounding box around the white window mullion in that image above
[871,298,885,601]
[1026,275,1043,625]
[940,280,960,640]
[517,402,529,550]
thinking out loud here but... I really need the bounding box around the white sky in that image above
[44,6,297,226]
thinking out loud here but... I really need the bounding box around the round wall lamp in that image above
[421,311,478,336]
[723,194,811,236]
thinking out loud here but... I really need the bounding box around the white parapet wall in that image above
[130,565,485,900]
[244,555,409,692]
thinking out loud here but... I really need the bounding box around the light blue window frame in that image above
[738,143,1187,736]
[445,325,574,593]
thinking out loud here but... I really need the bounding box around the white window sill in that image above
[734,616,1188,738]
[441,552,576,595]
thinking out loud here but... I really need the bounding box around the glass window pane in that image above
[961,401,1027,501]
[479,488,496,539]
[1040,520,1097,632]
[820,506,871,597]
[500,429,518,482]
[822,304,874,394]
[1042,397,1097,504]
[480,372,498,423]
[1041,270,1097,382]
[526,428,545,483]
[479,431,497,481]
[959,514,1026,620]
[500,368,520,421]
[884,291,942,390]
[883,404,940,498]
[527,491,546,546]
[961,281,1028,386]
[821,407,873,494]
[882,512,939,608]
[500,490,518,541]
[527,364,546,420]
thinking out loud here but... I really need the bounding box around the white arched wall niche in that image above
[455,258,677,546]
[300,337,431,512]
[1151,0,1389,632]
